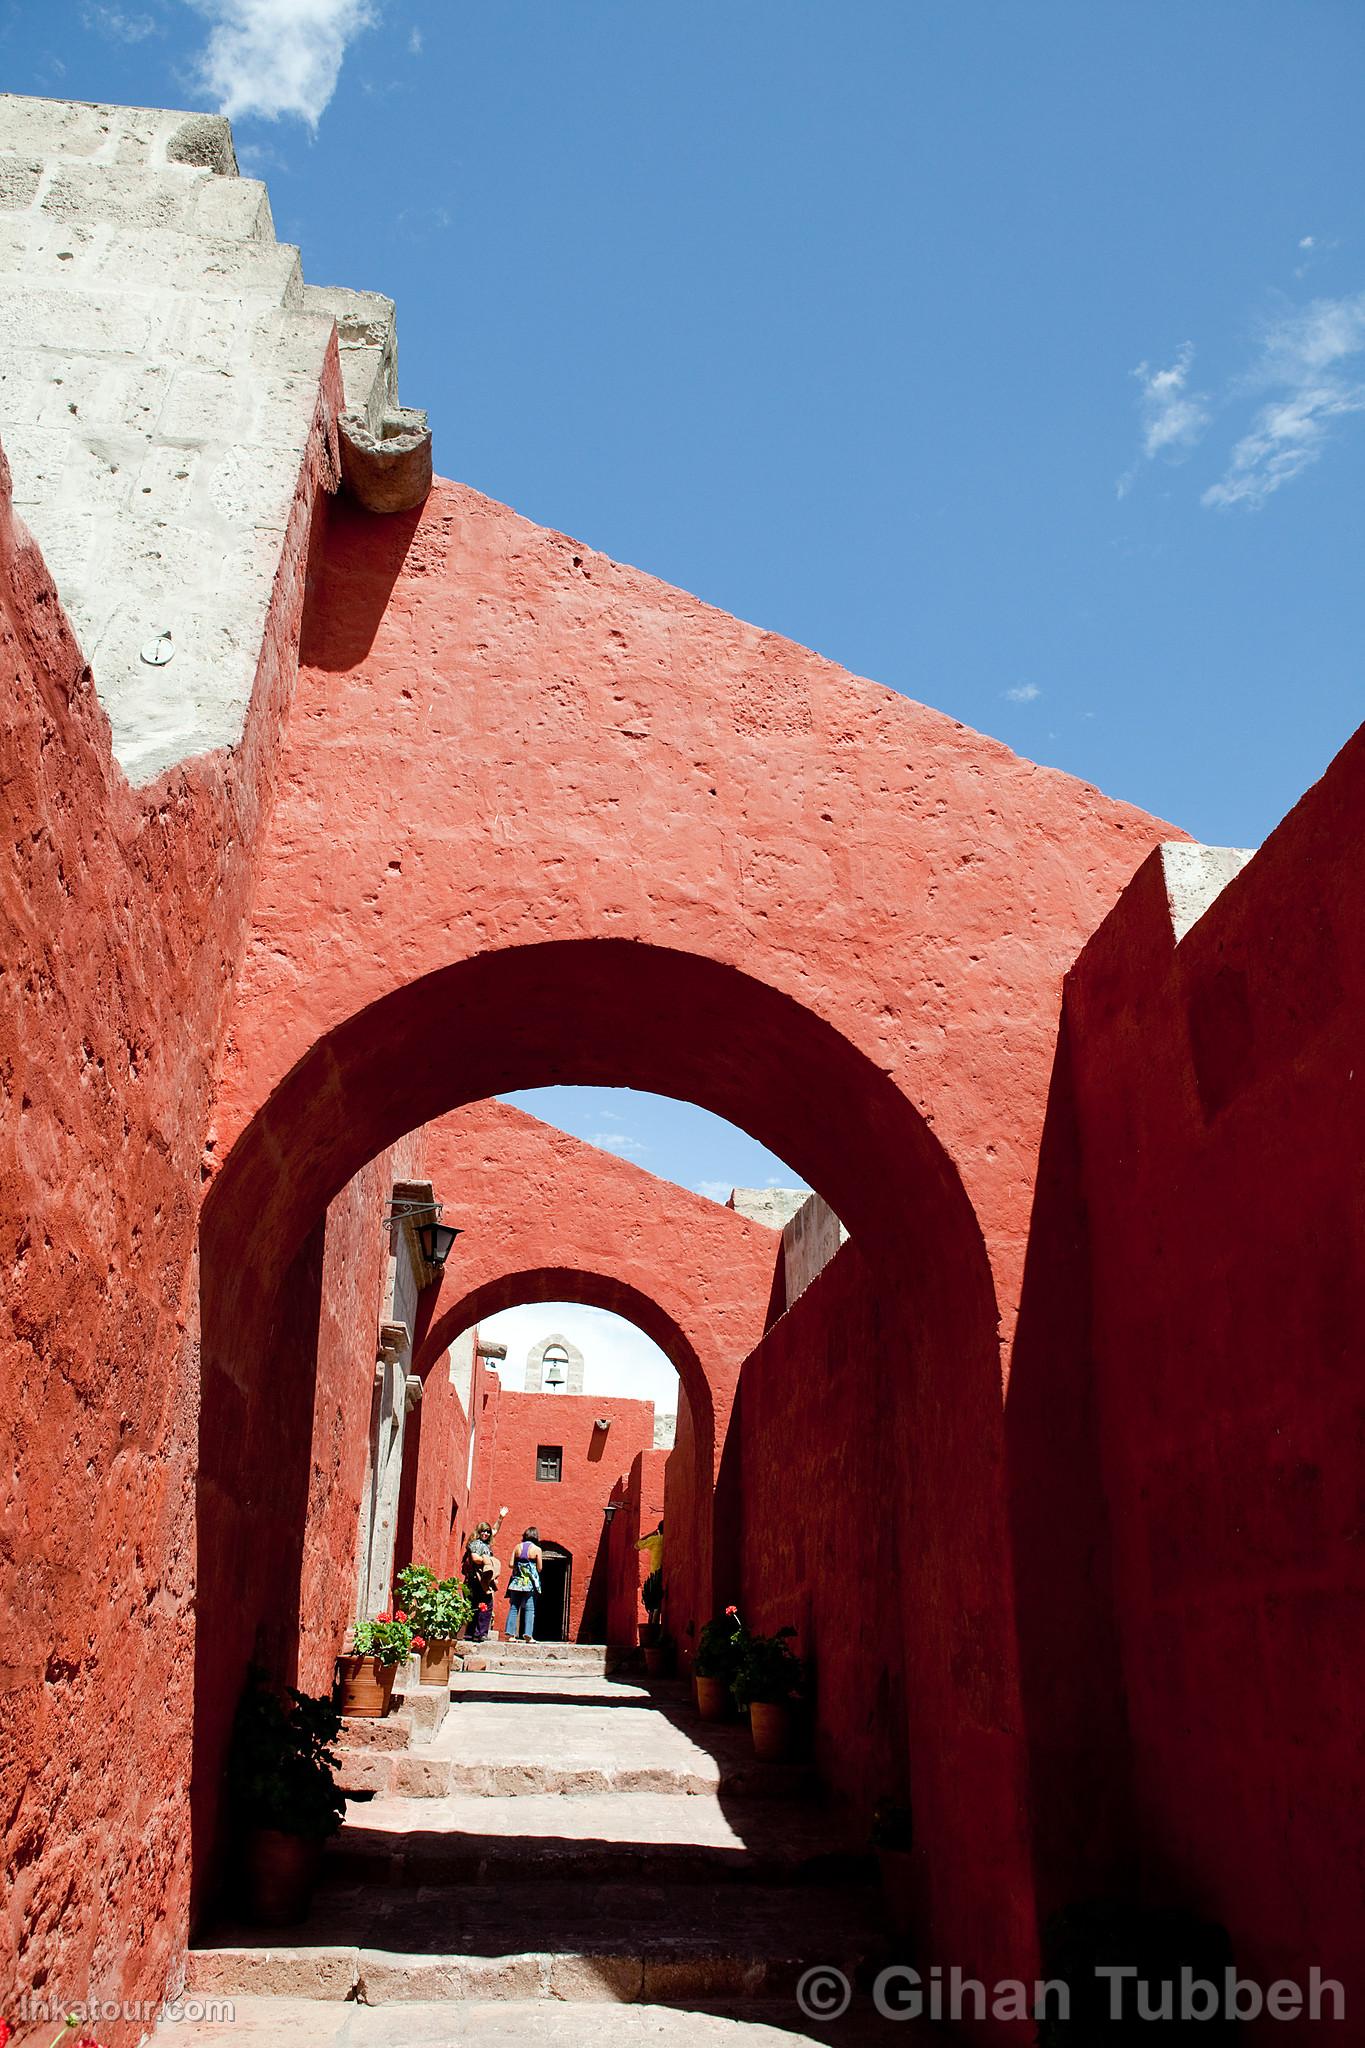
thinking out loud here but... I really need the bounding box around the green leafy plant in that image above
[1036,1900,1238,2043]
[871,1798,914,1851]
[352,1610,415,1666]
[695,1606,748,1681]
[730,1624,805,1709]
[395,1563,472,1642]
[227,1666,345,1842]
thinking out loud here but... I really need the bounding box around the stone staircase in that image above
[180,1659,911,2039]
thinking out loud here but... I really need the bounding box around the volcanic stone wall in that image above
[1056,734,1365,2031]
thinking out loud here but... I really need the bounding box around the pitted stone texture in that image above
[0,93,424,780]
[186,1945,360,1999]
[1160,839,1256,942]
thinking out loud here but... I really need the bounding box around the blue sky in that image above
[6,1,1363,1210]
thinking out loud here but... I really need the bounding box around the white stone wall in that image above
[0,94,420,785]
[726,1187,810,1229]
[782,1192,850,1308]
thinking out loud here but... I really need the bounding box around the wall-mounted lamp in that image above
[383,1197,462,1271]
[603,1502,620,1523]
[418,1218,461,1268]
[594,1417,611,1432]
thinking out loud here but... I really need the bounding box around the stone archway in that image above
[196,938,1028,1998]
[192,475,1172,1998]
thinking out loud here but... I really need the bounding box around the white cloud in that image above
[694,1179,734,1203]
[1299,235,1316,252]
[473,1302,680,1414]
[82,3,158,38]
[589,1130,647,1158]
[1119,342,1211,496]
[185,0,376,127]
[408,24,422,53]
[1004,683,1041,704]
[1203,292,1365,511]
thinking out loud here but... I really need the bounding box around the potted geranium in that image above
[1,2018,109,2046]
[335,1609,414,1717]
[227,1667,345,1925]
[730,1623,805,1758]
[396,1563,472,1685]
[871,1798,916,1940]
[693,1606,747,1720]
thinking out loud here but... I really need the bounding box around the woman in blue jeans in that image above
[505,1527,543,1640]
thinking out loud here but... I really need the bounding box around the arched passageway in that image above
[194,480,1173,2006]
[400,1093,780,1636]
[404,1266,703,1646]
[197,938,1030,1997]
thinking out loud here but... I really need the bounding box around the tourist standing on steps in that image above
[505,1528,544,1641]
[462,1505,508,1643]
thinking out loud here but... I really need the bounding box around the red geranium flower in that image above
[74,2038,108,2047]
[725,1605,738,1617]
[395,1610,408,1623]
[0,2016,12,2046]
[411,1636,426,1651]
[375,1610,391,1623]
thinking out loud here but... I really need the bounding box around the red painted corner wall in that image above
[471,1385,658,1640]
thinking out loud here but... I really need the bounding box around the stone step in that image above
[150,1993,924,2045]
[330,1792,870,1890]
[188,1878,883,2006]
[463,1641,633,1674]
[337,1748,814,1801]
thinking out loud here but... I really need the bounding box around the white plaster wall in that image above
[0,95,412,785]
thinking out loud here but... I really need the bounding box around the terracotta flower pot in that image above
[694,1675,729,1721]
[241,1827,322,1926]
[419,1637,454,1686]
[643,1643,668,1676]
[749,1698,794,1760]
[335,1653,397,1718]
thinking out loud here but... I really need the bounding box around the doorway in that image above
[537,1542,572,1640]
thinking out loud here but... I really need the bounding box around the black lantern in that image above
[417,1219,461,1268]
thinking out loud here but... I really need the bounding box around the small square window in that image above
[536,1444,563,1483]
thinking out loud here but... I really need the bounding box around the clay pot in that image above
[419,1638,454,1686]
[694,1674,729,1721]
[643,1643,668,1676]
[335,1653,397,1718]
[749,1699,794,1760]
[241,1827,322,1926]
[877,1845,918,1942]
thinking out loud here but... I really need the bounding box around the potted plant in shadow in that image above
[335,1609,414,1717]
[228,1667,345,1925]
[871,1798,917,1942]
[639,1568,668,1674]
[731,1624,806,1759]
[694,1606,747,1720]
[396,1563,472,1686]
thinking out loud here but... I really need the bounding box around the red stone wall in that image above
[470,1385,658,1640]
[0,355,337,2042]
[294,1135,425,1693]
[729,1246,908,1809]
[1056,733,1365,2031]
[605,1448,670,1648]
[402,1332,476,1581]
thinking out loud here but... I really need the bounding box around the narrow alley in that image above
[163,1645,914,2045]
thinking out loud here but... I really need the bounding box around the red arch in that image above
[196,939,1027,1991]
[196,482,1174,1997]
